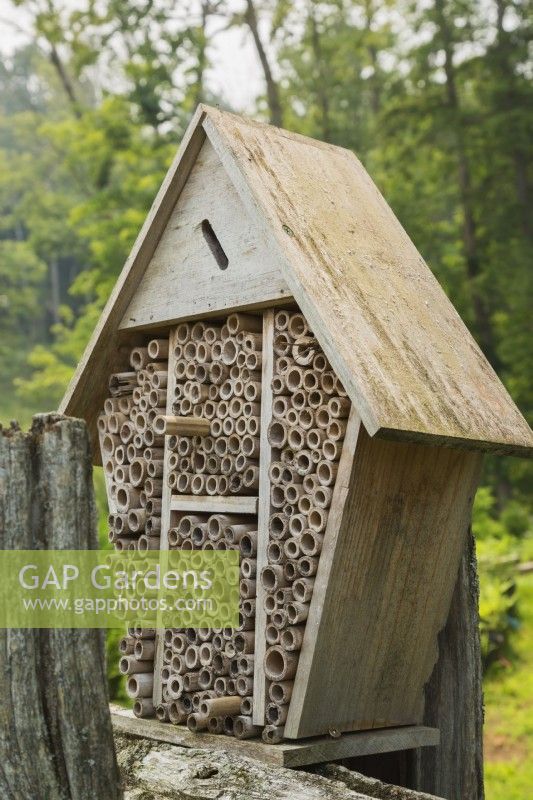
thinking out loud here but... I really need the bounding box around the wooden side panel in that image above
[285,427,483,738]
[120,140,290,331]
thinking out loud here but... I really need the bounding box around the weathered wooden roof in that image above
[60,105,533,457]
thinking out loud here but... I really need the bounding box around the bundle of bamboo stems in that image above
[168,314,262,497]
[98,308,349,744]
[152,512,260,737]
[261,310,350,743]
[99,337,169,687]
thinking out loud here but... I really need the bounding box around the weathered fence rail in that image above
[0,414,122,800]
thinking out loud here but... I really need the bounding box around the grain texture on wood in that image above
[0,415,122,800]
[253,308,274,724]
[60,106,208,458]
[153,328,178,706]
[120,139,289,331]
[111,707,439,770]
[203,107,533,456]
[285,426,482,738]
[170,494,258,514]
[411,533,484,800]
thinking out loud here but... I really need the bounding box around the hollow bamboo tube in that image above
[226,312,262,334]
[200,696,242,716]
[236,675,254,697]
[234,631,255,654]
[280,625,306,652]
[264,646,299,681]
[168,702,187,725]
[147,338,169,359]
[260,565,287,592]
[269,513,289,541]
[262,725,284,744]
[322,439,343,461]
[154,415,210,437]
[317,459,339,486]
[266,703,289,725]
[133,698,155,718]
[308,507,328,533]
[269,681,293,704]
[134,640,156,660]
[187,713,209,732]
[328,396,350,418]
[155,704,169,722]
[293,577,315,603]
[126,673,154,698]
[286,601,309,624]
[232,715,261,740]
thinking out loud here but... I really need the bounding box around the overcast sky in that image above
[0,0,264,110]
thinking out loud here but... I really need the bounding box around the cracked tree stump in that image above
[0,414,122,800]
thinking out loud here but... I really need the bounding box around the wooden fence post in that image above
[411,531,484,799]
[0,414,122,800]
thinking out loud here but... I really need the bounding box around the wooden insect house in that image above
[60,106,533,753]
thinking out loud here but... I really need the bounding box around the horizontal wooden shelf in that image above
[170,494,258,515]
[110,706,439,769]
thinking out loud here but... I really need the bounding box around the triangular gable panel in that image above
[120,138,290,330]
[203,108,533,457]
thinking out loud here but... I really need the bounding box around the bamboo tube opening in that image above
[308,508,327,532]
[147,338,169,359]
[155,704,169,722]
[264,646,298,681]
[317,460,338,486]
[298,555,318,577]
[328,396,350,418]
[133,698,154,718]
[268,420,288,448]
[270,681,293,704]
[186,713,208,732]
[293,577,315,603]
[126,674,154,698]
[198,668,213,690]
[266,623,280,644]
[290,390,307,411]
[168,702,186,725]
[240,532,257,556]
[102,433,118,456]
[287,313,308,338]
[274,309,290,331]
[295,450,313,476]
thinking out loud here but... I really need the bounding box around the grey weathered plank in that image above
[170,494,258,514]
[253,308,274,725]
[0,415,121,800]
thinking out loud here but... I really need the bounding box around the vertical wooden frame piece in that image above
[152,326,178,706]
[253,309,274,725]
[98,423,117,516]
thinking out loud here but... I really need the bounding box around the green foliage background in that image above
[0,0,531,793]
